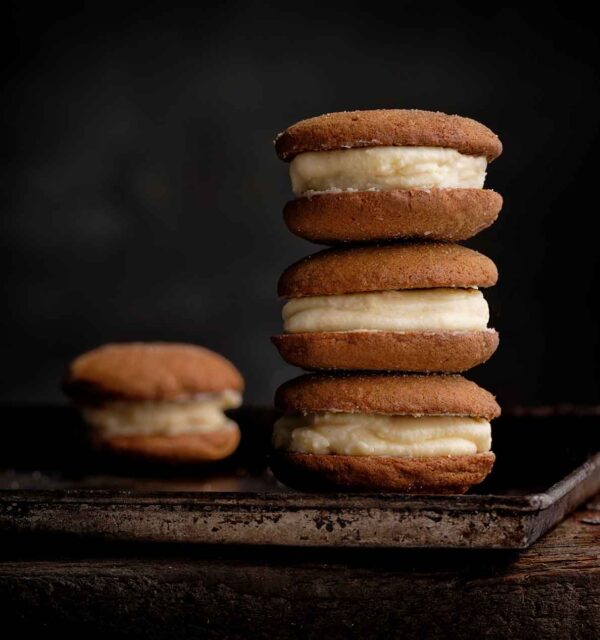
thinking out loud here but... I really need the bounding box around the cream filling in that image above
[82,390,242,437]
[290,146,487,196]
[282,288,489,333]
[273,413,491,457]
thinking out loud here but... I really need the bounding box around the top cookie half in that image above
[64,342,244,403]
[275,109,502,162]
[275,110,503,244]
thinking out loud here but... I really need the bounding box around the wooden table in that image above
[2,494,599,639]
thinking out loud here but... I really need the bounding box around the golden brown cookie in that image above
[278,243,497,298]
[273,329,499,373]
[64,342,244,464]
[93,427,241,464]
[271,374,498,493]
[275,373,500,419]
[270,451,495,493]
[283,189,502,244]
[64,342,244,402]
[275,109,502,162]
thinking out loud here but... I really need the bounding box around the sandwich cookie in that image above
[270,374,500,493]
[64,342,244,463]
[275,110,502,244]
[272,242,499,372]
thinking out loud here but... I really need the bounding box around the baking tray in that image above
[0,406,598,549]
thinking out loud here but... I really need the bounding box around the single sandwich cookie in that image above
[275,110,502,244]
[283,189,503,245]
[64,342,244,463]
[272,243,499,372]
[270,374,500,493]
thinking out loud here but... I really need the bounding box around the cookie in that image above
[278,243,497,298]
[275,373,500,419]
[275,110,502,162]
[275,244,498,372]
[270,451,496,494]
[64,342,244,463]
[64,342,243,402]
[276,110,503,239]
[272,329,498,372]
[283,189,502,244]
[93,428,241,464]
[270,373,499,493]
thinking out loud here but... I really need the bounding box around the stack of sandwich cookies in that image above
[272,109,502,493]
[64,342,244,463]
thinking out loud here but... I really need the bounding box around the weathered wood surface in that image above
[2,496,599,639]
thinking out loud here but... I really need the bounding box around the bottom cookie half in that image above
[93,425,241,463]
[273,330,499,372]
[283,188,502,244]
[270,451,495,493]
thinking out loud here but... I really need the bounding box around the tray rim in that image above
[2,451,599,514]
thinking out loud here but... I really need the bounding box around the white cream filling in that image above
[82,390,242,437]
[282,288,489,333]
[289,146,487,196]
[273,413,491,457]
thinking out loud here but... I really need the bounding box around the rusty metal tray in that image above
[0,406,598,548]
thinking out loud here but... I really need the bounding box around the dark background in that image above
[3,3,599,406]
